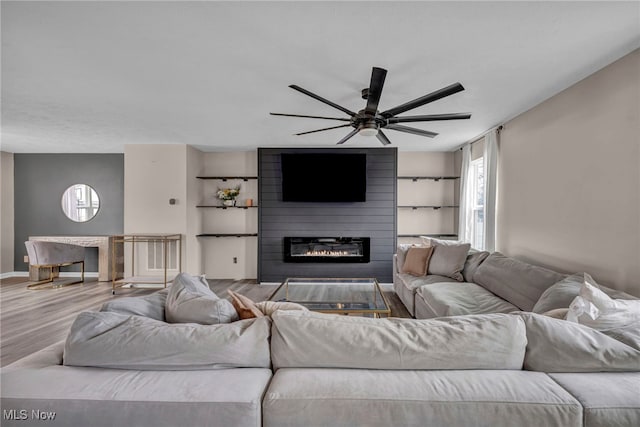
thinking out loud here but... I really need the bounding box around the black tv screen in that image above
[281,153,366,202]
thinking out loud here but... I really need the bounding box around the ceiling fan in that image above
[270,67,471,146]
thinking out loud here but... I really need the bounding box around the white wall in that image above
[124,144,203,276]
[397,152,457,245]
[498,49,639,296]
[1,152,15,274]
[185,145,203,274]
[200,151,258,279]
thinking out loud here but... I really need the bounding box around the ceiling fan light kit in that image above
[357,122,379,137]
[271,67,472,146]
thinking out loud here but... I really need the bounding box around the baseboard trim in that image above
[0,271,99,279]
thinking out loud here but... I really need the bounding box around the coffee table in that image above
[268,277,391,318]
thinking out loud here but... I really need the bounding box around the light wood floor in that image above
[0,276,409,367]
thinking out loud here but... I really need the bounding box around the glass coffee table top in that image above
[268,277,390,317]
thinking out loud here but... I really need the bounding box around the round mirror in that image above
[61,184,100,222]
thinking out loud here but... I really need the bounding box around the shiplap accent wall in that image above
[258,147,397,283]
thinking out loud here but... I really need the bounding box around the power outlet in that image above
[233,257,238,264]
[24,255,29,263]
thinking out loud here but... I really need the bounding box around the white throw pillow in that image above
[165,273,238,324]
[566,274,640,332]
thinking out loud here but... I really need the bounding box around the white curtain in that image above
[457,144,473,243]
[483,129,498,252]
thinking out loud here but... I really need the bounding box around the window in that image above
[470,158,484,250]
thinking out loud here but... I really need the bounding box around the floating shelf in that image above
[398,205,459,210]
[398,234,458,238]
[398,176,459,182]
[196,176,258,181]
[196,205,258,209]
[197,233,258,238]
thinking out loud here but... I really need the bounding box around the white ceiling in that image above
[2,1,639,153]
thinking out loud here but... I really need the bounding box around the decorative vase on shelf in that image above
[217,186,240,207]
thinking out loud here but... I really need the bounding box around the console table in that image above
[28,235,123,282]
[111,233,182,295]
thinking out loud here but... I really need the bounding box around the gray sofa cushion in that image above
[263,369,582,427]
[100,288,169,321]
[3,343,271,427]
[533,273,637,314]
[165,273,238,324]
[549,373,640,427]
[473,252,566,311]
[64,311,271,370]
[427,242,470,281]
[462,250,490,282]
[393,273,457,316]
[271,310,526,370]
[519,312,640,372]
[416,282,519,318]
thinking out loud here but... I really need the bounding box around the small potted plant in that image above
[217,186,240,206]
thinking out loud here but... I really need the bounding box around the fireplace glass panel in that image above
[284,237,370,263]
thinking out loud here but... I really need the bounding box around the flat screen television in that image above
[281,153,366,202]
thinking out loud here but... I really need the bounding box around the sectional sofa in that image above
[2,265,639,427]
[394,247,636,319]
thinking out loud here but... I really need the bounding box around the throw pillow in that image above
[427,242,470,281]
[228,292,309,318]
[401,246,434,276]
[566,274,640,332]
[533,272,637,314]
[396,244,426,272]
[165,273,238,324]
[254,301,309,316]
[228,290,264,319]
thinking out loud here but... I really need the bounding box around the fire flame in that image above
[303,250,353,257]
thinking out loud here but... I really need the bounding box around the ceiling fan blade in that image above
[364,67,387,116]
[270,113,351,122]
[386,113,472,124]
[289,85,356,117]
[385,124,438,138]
[336,128,360,145]
[380,82,465,118]
[295,124,352,136]
[376,130,392,146]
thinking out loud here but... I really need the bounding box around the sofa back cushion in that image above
[100,288,169,321]
[271,310,526,370]
[462,250,490,282]
[165,273,238,324]
[473,252,565,311]
[64,311,271,370]
[520,312,640,372]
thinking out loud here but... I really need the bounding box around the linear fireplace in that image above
[284,237,370,263]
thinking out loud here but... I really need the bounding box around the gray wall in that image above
[258,147,397,282]
[14,154,124,272]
